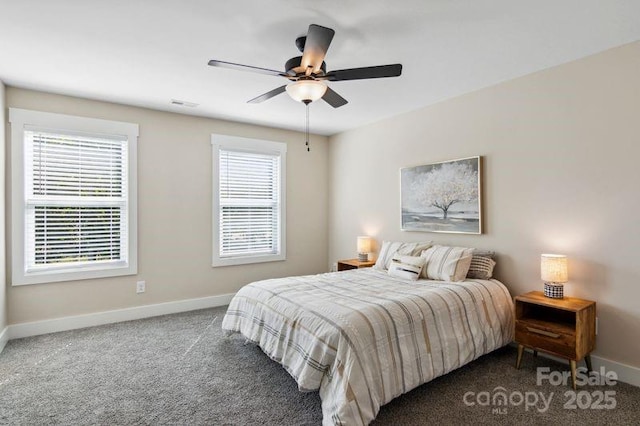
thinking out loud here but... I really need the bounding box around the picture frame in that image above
[401,156,482,234]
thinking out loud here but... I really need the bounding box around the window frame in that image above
[211,134,286,267]
[10,108,138,286]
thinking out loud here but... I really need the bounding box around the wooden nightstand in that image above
[515,291,596,389]
[337,259,375,271]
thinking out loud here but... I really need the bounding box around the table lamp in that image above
[357,237,372,262]
[541,254,568,299]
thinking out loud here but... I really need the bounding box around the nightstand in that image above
[337,259,375,271]
[515,291,596,389]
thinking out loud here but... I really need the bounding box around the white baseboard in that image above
[0,326,8,354]
[513,343,640,388]
[6,293,235,341]
[589,355,640,388]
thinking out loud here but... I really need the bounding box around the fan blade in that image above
[247,85,287,103]
[300,24,335,74]
[322,87,348,108]
[325,64,402,81]
[208,60,286,78]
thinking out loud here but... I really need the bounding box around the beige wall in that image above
[328,41,640,367]
[0,81,6,333]
[6,88,329,324]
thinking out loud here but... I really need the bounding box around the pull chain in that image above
[305,103,310,152]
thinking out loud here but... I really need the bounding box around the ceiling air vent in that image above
[170,99,199,108]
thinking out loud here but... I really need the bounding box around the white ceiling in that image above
[1,0,639,136]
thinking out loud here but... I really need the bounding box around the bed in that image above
[222,267,514,425]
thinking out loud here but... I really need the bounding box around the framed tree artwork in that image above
[401,156,482,234]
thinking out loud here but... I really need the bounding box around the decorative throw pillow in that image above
[472,249,495,259]
[374,241,432,270]
[420,245,474,281]
[388,255,426,281]
[466,255,497,279]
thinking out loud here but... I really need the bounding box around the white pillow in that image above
[388,255,426,281]
[374,241,432,270]
[420,245,474,281]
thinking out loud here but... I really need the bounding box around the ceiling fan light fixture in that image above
[286,80,327,103]
[209,24,402,109]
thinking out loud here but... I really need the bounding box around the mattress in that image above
[222,268,514,425]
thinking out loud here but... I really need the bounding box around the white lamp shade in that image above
[357,236,372,254]
[541,254,568,283]
[286,80,327,103]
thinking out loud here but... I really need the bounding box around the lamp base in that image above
[357,253,368,262]
[544,282,564,299]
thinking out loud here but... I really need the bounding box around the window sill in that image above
[212,253,285,268]
[13,262,137,286]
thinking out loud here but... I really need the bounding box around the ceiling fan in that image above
[207,24,403,108]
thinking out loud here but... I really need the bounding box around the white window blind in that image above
[212,135,286,267]
[10,108,138,286]
[24,129,128,270]
[219,149,280,257]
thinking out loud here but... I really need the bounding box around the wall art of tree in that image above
[410,161,478,219]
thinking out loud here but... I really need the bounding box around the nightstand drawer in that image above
[515,320,576,358]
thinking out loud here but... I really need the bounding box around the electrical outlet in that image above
[596,317,598,335]
[332,263,338,272]
[136,280,146,294]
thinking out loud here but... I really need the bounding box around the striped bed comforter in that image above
[222,268,514,425]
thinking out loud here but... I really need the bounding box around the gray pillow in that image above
[466,255,497,279]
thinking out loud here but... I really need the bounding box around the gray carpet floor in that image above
[0,306,638,425]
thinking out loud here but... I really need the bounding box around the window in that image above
[10,108,138,285]
[212,135,286,267]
